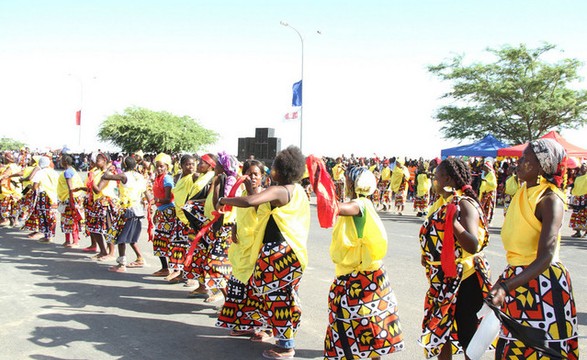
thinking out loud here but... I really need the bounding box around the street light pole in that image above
[280,21,304,153]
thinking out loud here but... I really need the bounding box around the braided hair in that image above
[440,158,480,204]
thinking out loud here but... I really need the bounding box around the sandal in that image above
[262,348,295,359]
[187,287,208,298]
[230,329,256,337]
[97,255,115,262]
[251,330,274,343]
[127,258,146,268]
[82,246,98,252]
[168,276,185,284]
[108,265,126,273]
[183,279,198,287]
[205,291,224,303]
[164,270,182,281]
[152,268,171,277]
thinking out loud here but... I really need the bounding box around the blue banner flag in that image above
[292,80,302,106]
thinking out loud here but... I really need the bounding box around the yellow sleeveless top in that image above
[571,173,587,196]
[118,171,146,208]
[479,171,497,196]
[504,175,520,196]
[173,174,195,225]
[330,197,387,276]
[253,184,311,271]
[203,185,237,225]
[416,173,431,197]
[501,179,565,266]
[93,170,118,200]
[57,168,85,202]
[228,190,260,283]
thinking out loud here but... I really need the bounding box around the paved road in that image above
[1,203,585,359]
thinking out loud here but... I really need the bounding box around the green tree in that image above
[98,107,219,153]
[0,137,26,151]
[429,43,587,144]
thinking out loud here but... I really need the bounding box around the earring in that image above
[537,174,543,184]
[443,186,455,193]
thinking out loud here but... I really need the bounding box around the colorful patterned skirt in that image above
[569,195,587,231]
[495,262,579,360]
[18,190,35,221]
[168,220,194,270]
[182,201,207,279]
[479,190,496,224]
[246,239,303,343]
[59,197,85,235]
[419,254,492,358]
[413,194,430,212]
[379,180,391,205]
[216,275,268,331]
[23,192,57,238]
[0,194,20,220]
[394,182,408,206]
[324,267,405,359]
[85,197,118,235]
[152,207,178,257]
[191,223,233,289]
[334,180,345,202]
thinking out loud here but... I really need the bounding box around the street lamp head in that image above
[280,20,289,27]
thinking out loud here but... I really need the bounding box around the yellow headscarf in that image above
[154,153,172,170]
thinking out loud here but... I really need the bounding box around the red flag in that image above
[284,111,298,120]
[75,110,81,126]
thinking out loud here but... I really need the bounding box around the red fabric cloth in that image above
[306,155,338,228]
[441,201,457,278]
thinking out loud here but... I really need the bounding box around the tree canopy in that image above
[98,107,218,153]
[429,43,587,144]
[0,137,26,151]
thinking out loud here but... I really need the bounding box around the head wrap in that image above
[134,150,144,158]
[529,138,567,187]
[200,153,216,169]
[345,166,376,196]
[38,156,51,169]
[396,157,405,166]
[90,152,98,163]
[217,152,239,177]
[154,153,172,170]
[484,156,494,168]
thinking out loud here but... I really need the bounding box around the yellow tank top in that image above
[228,191,260,283]
[118,171,146,208]
[57,168,85,202]
[93,170,118,200]
[173,174,195,224]
[330,197,387,276]
[501,179,565,266]
[253,184,311,270]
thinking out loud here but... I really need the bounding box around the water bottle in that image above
[466,303,501,360]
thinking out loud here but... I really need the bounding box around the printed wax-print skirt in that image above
[216,275,267,331]
[168,220,194,270]
[379,180,391,205]
[569,195,587,231]
[106,207,143,245]
[248,239,303,342]
[479,190,496,224]
[496,262,579,360]
[394,182,408,205]
[18,190,35,220]
[59,198,85,234]
[86,197,118,235]
[413,194,430,211]
[334,180,345,202]
[192,223,233,289]
[152,207,178,257]
[324,267,404,360]
[369,187,380,205]
[23,192,57,238]
[419,254,492,358]
[0,194,19,219]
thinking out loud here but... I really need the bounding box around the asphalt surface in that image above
[0,202,585,360]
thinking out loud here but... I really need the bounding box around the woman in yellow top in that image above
[86,153,119,260]
[57,155,86,247]
[217,159,274,342]
[489,139,579,359]
[324,166,404,360]
[419,158,492,359]
[569,163,587,238]
[218,146,310,360]
[0,151,22,227]
[478,158,497,224]
[378,159,392,211]
[414,161,432,217]
[391,158,410,215]
[24,156,59,243]
[331,157,346,202]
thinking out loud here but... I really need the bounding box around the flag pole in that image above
[69,73,83,146]
[281,21,304,153]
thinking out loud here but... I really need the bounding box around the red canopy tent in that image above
[497,131,587,158]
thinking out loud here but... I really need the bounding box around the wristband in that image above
[499,281,509,293]
[218,197,225,205]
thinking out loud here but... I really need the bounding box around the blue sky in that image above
[1,0,586,157]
